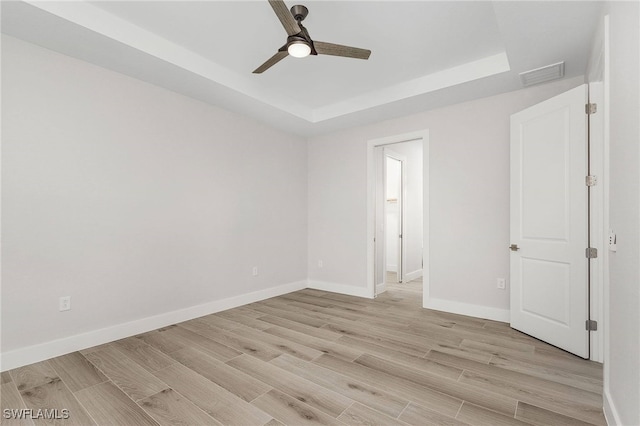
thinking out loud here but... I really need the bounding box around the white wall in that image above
[307,76,584,318]
[599,2,640,425]
[1,36,308,368]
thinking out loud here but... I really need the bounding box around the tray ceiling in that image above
[1,1,603,136]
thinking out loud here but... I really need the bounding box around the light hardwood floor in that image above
[2,287,604,425]
[385,272,422,295]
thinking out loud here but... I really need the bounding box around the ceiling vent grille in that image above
[519,62,565,87]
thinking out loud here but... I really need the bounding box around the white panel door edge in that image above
[384,148,407,284]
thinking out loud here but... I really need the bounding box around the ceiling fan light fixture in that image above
[287,40,311,58]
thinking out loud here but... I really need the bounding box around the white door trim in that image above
[366,130,429,301]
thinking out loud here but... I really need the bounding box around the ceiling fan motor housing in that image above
[290,5,309,22]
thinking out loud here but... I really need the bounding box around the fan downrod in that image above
[290,5,308,22]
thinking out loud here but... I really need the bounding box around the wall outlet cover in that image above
[497,278,506,290]
[59,296,71,311]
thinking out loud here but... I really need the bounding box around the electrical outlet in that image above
[318,260,323,268]
[497,278,506,290]
[252,267,258,276]
[59,296,71,311]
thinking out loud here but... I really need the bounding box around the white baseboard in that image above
[404,269,423,282]
[603,388,622,426]
[424,297,510,323]
[308,280,372,299]
[0,280,307,371]
[376,282,387,294]
[386,265,397,272]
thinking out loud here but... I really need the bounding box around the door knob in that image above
[509,244,520,251]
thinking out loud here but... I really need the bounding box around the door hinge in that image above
[586,103,597,114]
[586,320,598,331]
[586,247,598,259]
[586,175,597,186]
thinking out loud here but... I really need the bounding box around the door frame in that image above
[588,81,606,363]
[383,149,408,286]
[366,130,429,301]
[586,18,607,362]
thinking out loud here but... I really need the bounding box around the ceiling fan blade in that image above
[268,0,301,36]
[253,50,289,74]
[313,41,371,60]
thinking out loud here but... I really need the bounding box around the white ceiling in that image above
[1,1,603,136]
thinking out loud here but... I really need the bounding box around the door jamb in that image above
[588,81,606,363]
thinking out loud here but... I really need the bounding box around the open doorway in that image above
[373,138,425,297]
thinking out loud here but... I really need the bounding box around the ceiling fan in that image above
[253,0,372,74]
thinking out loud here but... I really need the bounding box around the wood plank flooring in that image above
[1,285,604,425]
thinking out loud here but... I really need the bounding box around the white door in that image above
[384,149,407,284]
[510,84,589,358]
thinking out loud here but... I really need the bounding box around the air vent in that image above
[519,62,565,87]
